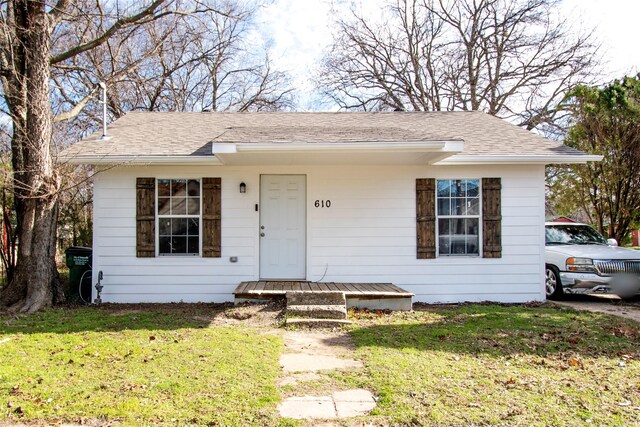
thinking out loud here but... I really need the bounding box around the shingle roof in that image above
[60,111,585,160]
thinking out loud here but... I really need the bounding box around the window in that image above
[437,179,480,256]
[157,179,201,255]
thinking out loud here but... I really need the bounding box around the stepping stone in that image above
[278,389,376,419]
[280,353,362,373]
[333,389,377,417]
[277,396,336,419]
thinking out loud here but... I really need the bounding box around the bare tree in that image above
[0,0,224,313]
[52,0,294,122]
[318,0,599,130]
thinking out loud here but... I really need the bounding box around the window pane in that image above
[158,180,171,197]
[188,237,199,254]
[452,180,465,197]
[188,197,200,215]
[437,180,451,197]
[466,218,479,235]
[159,218,171,236]
[438,218,450,236]
[171,179,186,197]
[452,218,466,235]
[187,179,200,197]
[453,198,466,215]
[439,236,451,255]
[467,198,480,215]
[171,218,187,236]
[158,197,171,215]
[465,179,479,197]
[171,197,186,215]
[466,236,479,255]
[188,218,199,236]
[451,236,466,254]
[437,198,450,215]
[171,236,187,253]
[159,236,171,254]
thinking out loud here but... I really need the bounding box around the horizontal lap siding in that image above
[306,165,545,303]
[92,167,257,303]
[93,164,545,304]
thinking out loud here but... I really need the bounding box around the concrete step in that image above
[286,291,346,306]
[287,304,347,319]
[286,291,348,321]
[285,318,353,327]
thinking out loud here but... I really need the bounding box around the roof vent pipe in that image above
[99,81,111,140]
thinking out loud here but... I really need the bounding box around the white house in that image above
[60,111,599,304]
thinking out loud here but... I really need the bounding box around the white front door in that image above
[259,175,306,279]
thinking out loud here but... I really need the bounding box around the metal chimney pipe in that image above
[99,81,110,140]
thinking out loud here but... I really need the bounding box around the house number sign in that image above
[314,200,331,208]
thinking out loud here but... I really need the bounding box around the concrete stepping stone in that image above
[280,353,362,373]
[277,389,376,419]
[333,389,377,417]
[278,396,337,419]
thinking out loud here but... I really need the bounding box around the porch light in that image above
[239,182,246,193]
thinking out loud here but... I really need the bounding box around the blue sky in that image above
[255,0,640,109]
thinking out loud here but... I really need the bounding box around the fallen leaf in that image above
[568,358,582,367]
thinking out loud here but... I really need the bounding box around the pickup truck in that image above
[545,222,640,299]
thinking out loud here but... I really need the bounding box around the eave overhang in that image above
[210,140,465,165]
[435,154,603,165]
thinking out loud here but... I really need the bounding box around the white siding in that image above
[92,164,545,303]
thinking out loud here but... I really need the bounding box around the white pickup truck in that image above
[545,222,640,299]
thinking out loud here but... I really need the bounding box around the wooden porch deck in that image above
[234,281,414,311]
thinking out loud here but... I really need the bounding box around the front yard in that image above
[1,302,639,426]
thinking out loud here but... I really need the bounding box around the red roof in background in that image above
[551,216,576,223]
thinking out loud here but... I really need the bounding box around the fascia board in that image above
[61,155,224,165]
[435,154,603,165]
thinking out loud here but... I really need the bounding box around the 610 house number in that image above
[314,200,331,208]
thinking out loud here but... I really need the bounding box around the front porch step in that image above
[286,291,346,306]
[286,291,348,325]
[287,304,347,319]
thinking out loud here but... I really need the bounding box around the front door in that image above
[259,175,306,279]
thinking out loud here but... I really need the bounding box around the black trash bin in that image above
[65,246,93,303]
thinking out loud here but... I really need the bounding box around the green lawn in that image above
[1,303,639,426]
[0,305,283,426]
[335,304,640,426]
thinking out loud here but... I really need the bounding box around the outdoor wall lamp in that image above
[239,182,246,193]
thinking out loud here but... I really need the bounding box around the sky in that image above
[254,0,640,110]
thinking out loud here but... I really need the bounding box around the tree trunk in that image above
[0,1,61,313]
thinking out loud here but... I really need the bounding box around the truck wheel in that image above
[545,265,564,300]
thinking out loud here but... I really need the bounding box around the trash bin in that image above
[65,246,92,303]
